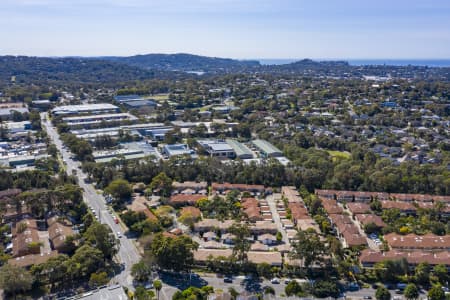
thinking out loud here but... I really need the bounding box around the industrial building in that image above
[51,103,119,116]
[226,139,254,159]
[93,142,158,163]
[62,113,137,129]
[0,107,29,120]
[162,144,197,158]
[197,139,236,158]
[72,123,173,141]
[252,139,283,158]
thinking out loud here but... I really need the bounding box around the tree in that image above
[414,262,430,286]
[84,222,118,260]
[149,172,172,197]
[427,284,445,300]
[105,179,132,204]
[312,280,340,298]
[150,233,198,272]
[0,264,34,298]
[285,280,302,296]
[134,286,154,300]
[31,254,68,286]
[154,280,162,300]
[432,264,448,285]
[132,261,152,282]
[404,283,419,300]
[89,272,109,287]
[375,286,391,300]
[290,229,327,269]
[256,262,272,279]
[69,245,104,278]
[263,285,275,295]
[228,222,251,263]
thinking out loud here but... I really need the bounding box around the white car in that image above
[270,278,280,284]
[117,232,122,238]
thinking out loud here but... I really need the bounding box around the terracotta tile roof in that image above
[180,206,202,218]
[48,219,74,252]
[360,249,450,266]
[172,181,208,191]
[385,233,450,250]
[194,249,282,265]
[343,231,367,247]
[282,186,302,203]
[9,251,58,268]
[321,199,344,214]
[212,182,265,193]
[288,202,309,221]
[381,201,416,212]
[168,194,205,206]
[355,214,386,228]
[433,196,450,203]
[347,202,372,214]
[12,219,40,257]
[194,219,234,231]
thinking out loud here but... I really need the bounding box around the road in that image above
[41,113,141,290]
[266,193,289,245]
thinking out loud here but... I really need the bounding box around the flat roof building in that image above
[162,144,197,158]
[62,113,137,129]
[252,139,283,158]
[51,103,119,116]
[197,139,235,159]
[226,139,253,159]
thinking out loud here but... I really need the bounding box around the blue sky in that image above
[1,0,450,59]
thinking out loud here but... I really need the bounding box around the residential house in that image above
[47,216,75,253]
[12,219,40,257]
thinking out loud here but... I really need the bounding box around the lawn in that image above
[148,93,169,102]
[327,150,351,160]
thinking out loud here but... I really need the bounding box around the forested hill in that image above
[0,56,163,86]
[1,55,449,87]
[102,53,261,73]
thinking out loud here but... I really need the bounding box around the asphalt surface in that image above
[41,113,141,290]
[78,285,127,300]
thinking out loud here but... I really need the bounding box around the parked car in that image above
[270,278,280,284]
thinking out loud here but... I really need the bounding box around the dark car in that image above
[363,296,372,299]
[224,277,233,283]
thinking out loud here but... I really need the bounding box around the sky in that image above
[1,0,450,59]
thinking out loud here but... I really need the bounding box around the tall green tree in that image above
[375,286,391,300]
[228,222,251,264]
[427,284,445,300]
[84,223,118,260]
[131,261,152,282]
[149,172,173,197]
[150,233,198,272]
[404,283,419,300]
[290,229,327,269]
[105,179,132,203]
[0,264,34,298]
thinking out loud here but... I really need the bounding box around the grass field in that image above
[327,150,351,160]
[148,93,169,101]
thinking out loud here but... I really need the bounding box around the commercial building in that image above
[225,139,254,159]
[0,107,29,120]
[123,100,157,109]
[197,139,236,159]
[162,144,196,158]
[51,103,119,116]
[62,113,137,129]
[251,139,283,158]
[93,142,158,163]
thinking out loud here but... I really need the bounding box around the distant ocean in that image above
[257,59,450,67]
